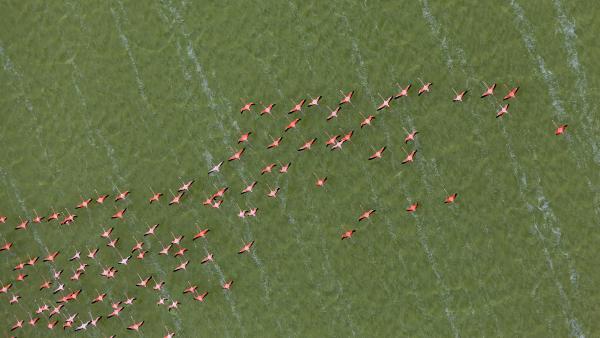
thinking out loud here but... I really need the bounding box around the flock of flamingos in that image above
[0,80,568,337]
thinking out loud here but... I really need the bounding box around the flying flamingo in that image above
[503,86,519,100]
[178,180,194,192]
[228,148,245,161]
[481,82,496,98]
[358,209,375,222]
[288,99,306,114]
[238,132,252,144]
[554,123,568,135]
[360,114,375,128]
[1,242,13,252]
[241,181,257,194]
[194,291,209,302]
[96,193,109,204]
[444,193,458,204]
[15,218,28,230]
[326,106,341,121]
[418,80,432,96]
[114,190,130,202]
[279,162,291,173]
[222,280,234,290]
[240,101,255,114]
[267,186,280,198]
[368,146,386,160]
[284,118,301,132]
[298,138,317,151]
[325,133,339,147]
[341,229,356,240]
[112,208,127,219]
[260,103,275,115]
[0,215,6,223]
[308,96,322,107]
[173,260,189,272]
[238,240,255,254]
[401,148,417,164]
[75,198,92,209]
[193,227,210,241]
[261,163,277,175]
[496,104,509,118]
[394,83,411,99]
[127,321,144,331]
[169,192,184,205]
[376,95,393,111]
[47,210,60,222]
[144,224,159,236]
[208,161,224,174]
[32,211,44,223]
[404,129,418,143]
[406,202,419,212]
[339,90,354,105]
[315,177,327,187]
[452,89,468,102]
[201,253,214,264]
[267,136,283,149]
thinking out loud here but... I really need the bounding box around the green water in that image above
[1,0,599,337]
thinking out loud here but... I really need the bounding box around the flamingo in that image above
[261,163,277,175]
[394,83,411,99]
[401,149,417,164]
[377,95,393,111]
[47,211,60,222]
[178,180,194,192]
[193,228,210,241]
[169,192,184,205]
[298,138,317,151]
[222,280,234,290]
[481,82,496,98]
[503,86,519,100]
[194,291,209,302]
[308,96,321,107]
[241,181,257,194]
[144,224,159,236]
[127,321,144,331]
[339,90,354,105]
[358,209,375,222]
[368,146,386,160]
[326,106,341,121]
[114,190,130,202]
[267,136,283,149]
[418,80,432,95]
[15,218,28,230]
[112,208,127,219]
[444,193,458,204]
[100,227,113,238]
[32,212,44,223]
[201,253,214,264]
[279,162,291,173]
[555,124,568,135]
[406,202,419,212]
[75,198,92,209]
[96,194,109,204]
[452,89,468,102]
[260,103,275,115]
[240,102,255,114]
[238,240,255,254]
[316,177,327,187]
[325,133,339,147]
[238,132,252,144]
[404,129,418,143]
[208,161,224,174]
[228,148,245,161]
[136,275,152,288]
[43,251,59,262]
[496,104,509,118]
[267,187,280,198]
[360,114,375,128]
[341,229,356,240]
[288,99,306,114]
[284,118,301,132]
[0,215,6,223]
[60,212,76,225]
[173,260,189,272]
[1,242,13,252]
